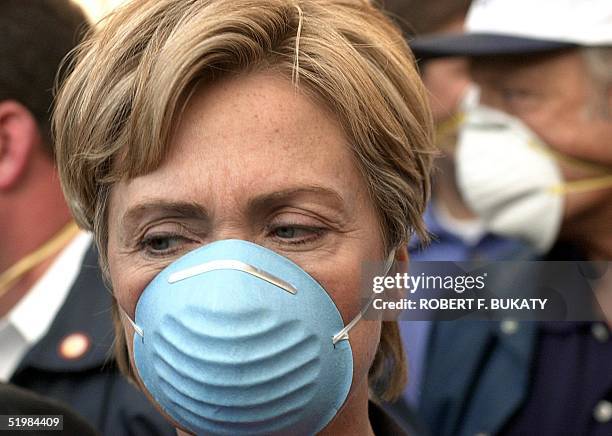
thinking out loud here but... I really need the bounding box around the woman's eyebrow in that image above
[121,201,209,234]
[120,187,347,235]
[247,186,347,215]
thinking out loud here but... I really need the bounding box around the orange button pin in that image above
[58,332,91,360]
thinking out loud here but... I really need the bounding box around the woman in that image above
[53,0,434,434]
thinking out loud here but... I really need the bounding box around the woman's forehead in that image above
[108,72,369,218]
[172,72,344,157]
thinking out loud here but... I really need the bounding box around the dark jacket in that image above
[419,320,537,436]
[0,382,99,436]
[370,400,411,435]
[418,246,602,436]
[9,245,174,436]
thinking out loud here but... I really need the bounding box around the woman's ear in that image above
[394,245,409,262]
[394,245,409,274]
[0,100,39,190]
[383,244,408,278]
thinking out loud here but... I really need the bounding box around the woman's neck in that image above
[320,379,374,436]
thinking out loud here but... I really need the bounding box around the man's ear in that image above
[0,100,40,190]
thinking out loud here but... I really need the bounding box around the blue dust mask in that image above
[121,239,394,435]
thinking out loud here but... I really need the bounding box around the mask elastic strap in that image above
[487,124,612,195]
[119,306,144,339]
[0,222,79,299]
[331,250,396,345]
[549,175,612,195]
[434,111,466,151]
[528,138,612,175]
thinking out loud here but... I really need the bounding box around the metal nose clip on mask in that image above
[121,239,394,436]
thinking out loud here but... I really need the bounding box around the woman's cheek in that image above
[315,257,382,383]
[315,260,366,319]
[109,259,158,317]
[349,319,382,395]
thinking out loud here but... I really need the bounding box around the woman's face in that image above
[107,71,388,414]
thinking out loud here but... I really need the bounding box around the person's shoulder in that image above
[98,374,176,435]
[0,383,99,436]
[12,244,175,435]
[369,400,414,436]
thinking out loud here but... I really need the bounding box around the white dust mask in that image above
[455,105,564,253]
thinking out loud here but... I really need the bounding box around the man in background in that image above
[410,0,612,434]
[384,0,530,263]
[381,2,530,429]
[0,1,173,434]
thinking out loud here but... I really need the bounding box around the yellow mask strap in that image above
[526,139,612,194]
[0,221,80,299]
[434,111,465,151]
[549,175,612,195]
[528,138,612,175]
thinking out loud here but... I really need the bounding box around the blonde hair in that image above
[53,0,434,402]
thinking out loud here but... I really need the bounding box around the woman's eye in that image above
[148,237,172,251]
[274,226,299,239]
[140,234,190,255]
[270,225,323,245]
